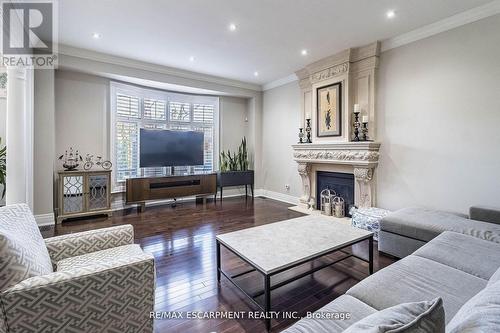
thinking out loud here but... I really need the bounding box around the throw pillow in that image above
[447,280,500,333]
[0,204,53,291]
[343,298,444,333]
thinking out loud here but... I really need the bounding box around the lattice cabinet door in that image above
[57,170,112,224]
[61,173,85,215]
[87,173,111,211]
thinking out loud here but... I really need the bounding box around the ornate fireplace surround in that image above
[291,42,381,213]
[292,142,380,211]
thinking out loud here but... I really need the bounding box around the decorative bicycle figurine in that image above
[83,154,112,171]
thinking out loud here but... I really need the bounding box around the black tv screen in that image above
[140,129,204,167]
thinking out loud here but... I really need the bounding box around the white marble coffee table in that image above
[216,215,374,331]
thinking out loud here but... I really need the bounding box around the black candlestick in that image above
[305,119,312,143]
[353,112,361,141]
[362,122,369,141]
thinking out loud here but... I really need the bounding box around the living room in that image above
[1,0,500,332]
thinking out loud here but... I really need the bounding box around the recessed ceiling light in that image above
[228,23,237,31]
[92,32,102,39]
[253,71,259,77]
[301,49,308,56]
[189,56,195,62]
[386,10,396,19]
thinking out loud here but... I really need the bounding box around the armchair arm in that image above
[1,252,155,332]
[470,206,500,225]
[44,224,134,263]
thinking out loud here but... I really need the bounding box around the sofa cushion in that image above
[0,204,53,291]
[413,231,500,280]
[343,298,444,333]
[381,207,500,243]
[281,295,376,333]
[446,281,500,333]
[57,244,145,271]
[346,256,486,323]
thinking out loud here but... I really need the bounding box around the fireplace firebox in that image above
[316,171,355,217]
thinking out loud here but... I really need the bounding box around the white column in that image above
[5,67,34,208]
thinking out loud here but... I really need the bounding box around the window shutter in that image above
[144,98,166,120]
[169,102,191,122]
[115,121,139,180]
[193,126,213,172]
[193,104,214,123]
[113,83,217,185]
[116,93,140,118]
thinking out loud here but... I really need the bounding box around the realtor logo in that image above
[1,0,58,68]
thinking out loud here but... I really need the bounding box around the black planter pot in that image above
[216,170,254,200]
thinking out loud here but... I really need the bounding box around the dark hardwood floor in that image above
[42,197,395,333]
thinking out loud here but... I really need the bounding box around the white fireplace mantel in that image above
[292,142,381,167]
[292,142,381,211]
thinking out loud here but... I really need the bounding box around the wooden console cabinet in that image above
[57,170,112,224]
[126,173,217,210]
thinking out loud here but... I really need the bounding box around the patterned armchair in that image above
[0,204,155,333]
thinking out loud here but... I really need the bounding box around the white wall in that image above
[220,96,248,153]
[261,15,500,214]
[54,70,251,201]
[55,71,109,165]
[261,81,302,198]
[376,14,500,214]
[34,70,55,215]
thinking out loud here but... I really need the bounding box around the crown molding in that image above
[382,0,500,52]
[262,1,500,91]
[58,44,262,92]
[262,73,298,91]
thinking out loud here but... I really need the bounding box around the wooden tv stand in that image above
[125,173,217,211]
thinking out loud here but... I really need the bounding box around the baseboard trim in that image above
[256,189,300,205]
[35,213,55,226]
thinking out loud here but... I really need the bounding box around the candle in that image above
[323,202,332,216]
[353,104,361,113]
[362,115,369,123]
[305,111,311,120]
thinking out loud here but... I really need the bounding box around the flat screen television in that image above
[140,129,204,167]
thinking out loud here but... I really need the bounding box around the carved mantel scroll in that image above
[353,167,374,208]
[292,142,380,210]
[297,162,313,208]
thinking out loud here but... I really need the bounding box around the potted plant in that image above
[0,137,6,201]
[217,137,254,199]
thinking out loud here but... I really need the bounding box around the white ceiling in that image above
[59,0,493,85]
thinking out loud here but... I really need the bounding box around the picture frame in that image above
[316,82,342,137]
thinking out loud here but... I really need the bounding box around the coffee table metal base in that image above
[216,235,374,331]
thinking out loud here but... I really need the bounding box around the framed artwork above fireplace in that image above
[316,81,342,137]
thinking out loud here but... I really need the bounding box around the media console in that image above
[125,173,217,211]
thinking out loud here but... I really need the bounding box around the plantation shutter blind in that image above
[193,104,215,172]
[116,94,140,118]
[112,82,218,186]
[115,93,140,181]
